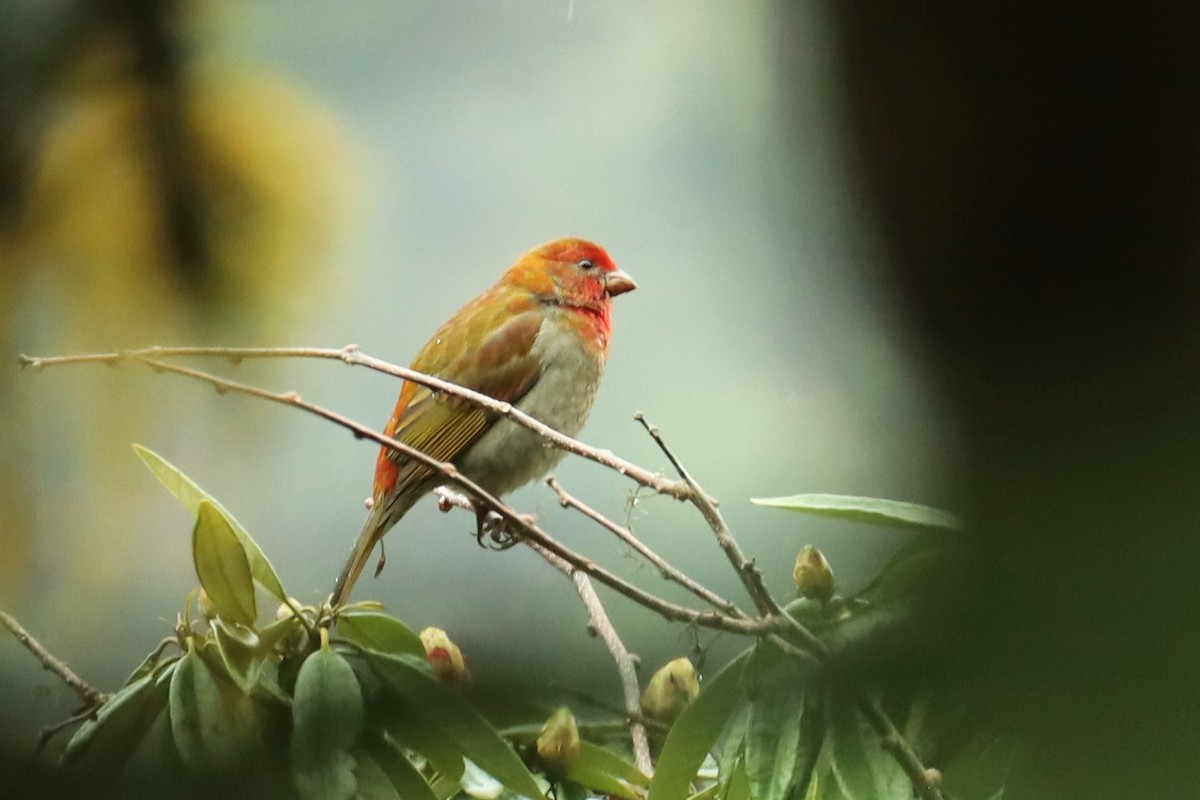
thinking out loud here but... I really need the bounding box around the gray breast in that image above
[455,315,606,497]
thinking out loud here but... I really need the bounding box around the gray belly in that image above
[455,317,605,497]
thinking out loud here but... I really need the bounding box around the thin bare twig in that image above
[856,693,945,800]
[18,346,693,499]
[1,610,108,707]
[50,352,764,636]
[36,707,99,757]
[634,414,775,614]
[632,414,830,661]
[547,477,746,619]
[20,347,941,798]
[527,541,653,775]
[430,488,773,638]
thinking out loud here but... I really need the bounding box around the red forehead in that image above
[541,238,616,271]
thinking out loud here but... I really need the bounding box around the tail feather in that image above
[331,489,423,607]
[331,512,384,607]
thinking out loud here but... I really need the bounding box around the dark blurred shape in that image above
[797,5,1200,798]
[0,0,213,293]
[112,0,212,292]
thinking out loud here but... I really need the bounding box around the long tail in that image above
[331,488,424,607]
[330,510,384,608]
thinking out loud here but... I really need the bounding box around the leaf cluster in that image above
[59,447,648,800]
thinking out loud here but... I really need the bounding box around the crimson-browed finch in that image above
[331,238,635,605]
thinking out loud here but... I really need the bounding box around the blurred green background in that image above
[0,0,951,758]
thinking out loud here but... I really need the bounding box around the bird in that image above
[331,238,636,606]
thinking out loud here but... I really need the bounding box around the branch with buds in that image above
[13,345,946,800]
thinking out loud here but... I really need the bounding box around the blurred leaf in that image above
[459,758,507,799]
[574,741,650,787]
[353,752,400,800]
[715,706,748,796]
[336,610,424,658]
[194,501,257,626]
[123,642,179,687]
[743,659,807,800]
[135,444,287,600]
[61,672,166,776]
[829,698,907,800]
[941,731,1019,800]
[258,613,305,652]
[169,644,261,773]
[383,702,466,782]
[366,736,439,800]
[724,755,751,800]
[648,649,751,800]
[751,494,962,533]
[855,533,968,604]
[363,650,544,800]
[292,639,364,800]
[210,617,264,693]
[566,757,643,800]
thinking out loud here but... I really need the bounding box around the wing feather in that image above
[373,305,544,505]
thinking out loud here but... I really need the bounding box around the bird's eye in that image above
[578,259,596,271]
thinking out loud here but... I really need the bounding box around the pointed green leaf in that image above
[566,759,643,800]
[366,736,439,800]
[257,613,307,654]
[135,444,287,600]
[194,502,257,626]
[61,672,166,775]
[648,649,752,800]
[573,741,650,787]
[751,494,962,533]
[363,650,544,799]
[352,752,400,800]
[210,617,264,693]
[743,662,806,800]
[335,611,424,658]
[383,702,465,782]
[715,705,749,797]
[725,755,751,800]
[941,731,1019,800]
[292,641,364,800]
[169,644,261,773]
[855,533,968,604]
[829,697,907,800]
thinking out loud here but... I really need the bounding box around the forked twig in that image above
[1,610,108,708]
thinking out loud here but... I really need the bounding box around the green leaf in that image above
[336,610,424,658]
[565,742,648,800]
[257,613,307,653]
[169,644,261,773]
[210,617,264,693]
[382,701,465,782]
[365,736,439,800]
[363,650,544,800]
[193,501,258,626]
[574,741,650,787]
[61,672,166,775]
[940,731,1019,800]
[352,752,400,800]
[855,533,968,603]
[828,697,907,800]
[292,641,365,800]
[648,649,752,800]
[750,494,962,533]
[723,755,751,800]
[134,444,287,600]
[743,658,806,800]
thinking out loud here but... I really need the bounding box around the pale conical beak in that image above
[605,269,637,297]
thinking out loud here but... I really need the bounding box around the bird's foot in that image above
[473,506,536,550]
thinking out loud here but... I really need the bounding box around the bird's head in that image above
[502,238,636,310]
